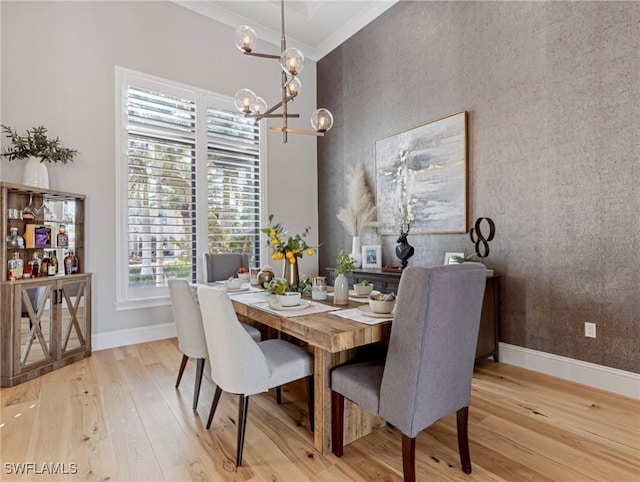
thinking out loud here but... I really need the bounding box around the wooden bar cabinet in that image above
[1,182,92,386]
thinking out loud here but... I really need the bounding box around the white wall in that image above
[1,1,319,334]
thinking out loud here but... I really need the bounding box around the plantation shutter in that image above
[126,86,197,288]
[206,107,261,266]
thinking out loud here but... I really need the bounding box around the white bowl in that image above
[277,292,301,307]
[368,298,395,314]
[237,272,250,281]
[353,283,373,296]
[225,278,243,289]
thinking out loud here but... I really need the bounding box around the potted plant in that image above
[451,250,477,264]
[336,163,378,267]
[334,250,355,305]
[262,214,318,286]
[1,125,78,189]
[354,279,373,296]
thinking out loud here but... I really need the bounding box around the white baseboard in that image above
[91,329,638,399]
[92,322,176,351]
[499,342,640,399]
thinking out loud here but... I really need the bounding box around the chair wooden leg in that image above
[331,390,344,457]
[206,386,223,429]
[276,386,282,404]
[193,358,205,410]
[175,354,188,388]
[306,375,314,433]
[236,395,250,467]
[457,406,472,474]
[402,434,416,482]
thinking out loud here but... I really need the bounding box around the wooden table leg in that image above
[313,347,360,454]
[313,347,332,454]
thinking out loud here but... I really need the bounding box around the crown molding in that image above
[172,0,398,61]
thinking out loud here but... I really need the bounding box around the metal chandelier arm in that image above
[246,92,299,120]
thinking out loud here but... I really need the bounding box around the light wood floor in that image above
[1,338,638,481]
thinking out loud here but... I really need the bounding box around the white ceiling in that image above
[173,0,399,61]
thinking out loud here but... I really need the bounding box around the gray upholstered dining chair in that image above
[197,284,314,467]
[168,279,261,410]
[330,263,487,482]
[202,253,249,282]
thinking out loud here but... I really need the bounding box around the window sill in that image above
[114,296,171,312]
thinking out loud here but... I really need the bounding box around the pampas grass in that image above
[336,163,378,236]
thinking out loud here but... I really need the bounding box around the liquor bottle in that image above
[8,252,24,280]
[40,251,49,276]
[48,251,59,276]
[32,252,41,277]
[72,252,79,274]
[56,225,69,248]
[6,227,23,249]
[64,250,78,275]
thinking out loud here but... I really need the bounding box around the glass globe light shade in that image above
[286,78,302,98]
[234,26,257,53]
[234,89,257,114]
[310,108,334,133]
[253,97,268,115]
[280,48,304,76]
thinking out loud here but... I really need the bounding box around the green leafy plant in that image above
[335,249,355,275]
[264,277,311,295]
[369,292,396,301]
[1,125,78,164]
[357,280,371,286]
[264,277,290,295]
[262,214,318,265]
[451,250,478,263]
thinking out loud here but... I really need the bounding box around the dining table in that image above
[223,285,392,455]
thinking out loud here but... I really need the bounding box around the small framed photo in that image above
[444,252,464,265]
[362,245,382,268]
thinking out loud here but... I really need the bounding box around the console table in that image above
[326,267,500,363]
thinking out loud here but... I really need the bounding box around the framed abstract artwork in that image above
[375,111,468,234]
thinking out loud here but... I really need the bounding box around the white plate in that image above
[349,289,381,299]
[357,304,394,318]
[224,285,250,293]
[267,300,312,311]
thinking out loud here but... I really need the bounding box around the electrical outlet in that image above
[585,322,596,338]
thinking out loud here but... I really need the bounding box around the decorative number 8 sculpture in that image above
[470,217,495,259]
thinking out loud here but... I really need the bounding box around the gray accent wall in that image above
[317,1,639,373]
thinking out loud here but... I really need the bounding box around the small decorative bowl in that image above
[237,272,250,281]
[225,278,243,290]
[368,298,395,314]
[354,283,373,296]
[277,292,301,307]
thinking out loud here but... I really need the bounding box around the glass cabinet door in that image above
[58,278,88,354]
[18,283,54,369]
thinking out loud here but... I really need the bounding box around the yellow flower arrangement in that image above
[262,214,317,264]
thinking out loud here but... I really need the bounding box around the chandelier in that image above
[233,0,334,143]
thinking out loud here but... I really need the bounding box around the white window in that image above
[206,108,261,262]
[115,68,265,309]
